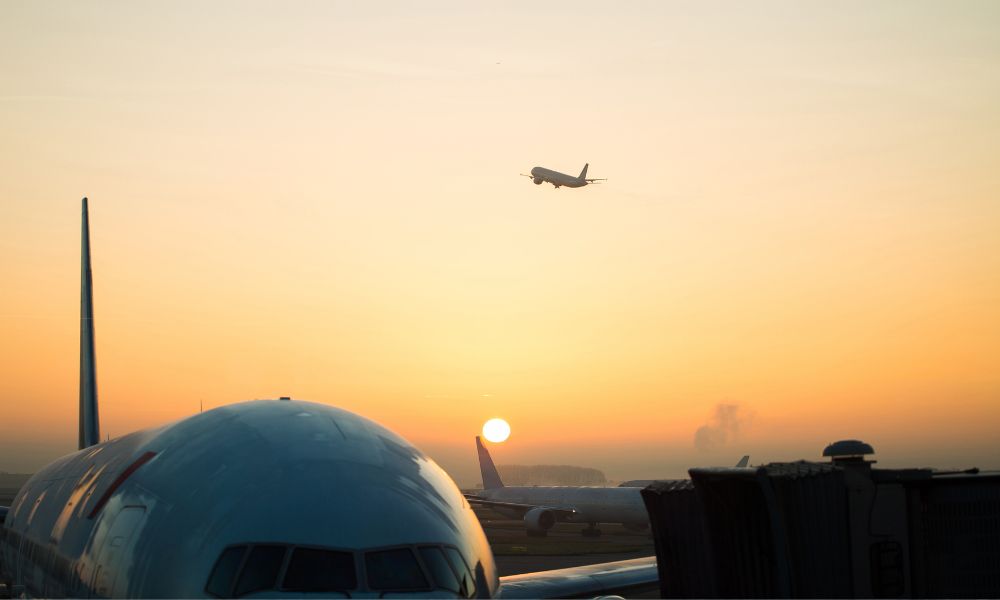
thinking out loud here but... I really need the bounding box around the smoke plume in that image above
[694,403,750,452]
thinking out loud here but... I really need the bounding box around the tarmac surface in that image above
[475,507,656,577]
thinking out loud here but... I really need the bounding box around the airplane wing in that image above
[585,178,607,182]
[464,495,576,519]
[496,556,659,598]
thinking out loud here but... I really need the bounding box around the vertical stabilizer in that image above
[476,436,504,490]
[578,163,589,179]
[79,197,100,450]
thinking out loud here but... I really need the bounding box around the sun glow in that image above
[482,418,511,443]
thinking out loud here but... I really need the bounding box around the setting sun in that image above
[482,418,511,443]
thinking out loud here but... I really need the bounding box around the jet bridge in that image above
[641,442,1000,598]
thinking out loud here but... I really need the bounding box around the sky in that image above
[1,1,998,487]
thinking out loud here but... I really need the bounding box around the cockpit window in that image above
[365,547,429,591]
[444,546,477,598]
[208,542,472,596]
[419,546,461,594]
[233,545,287,597]
[206,545,247,597]
[282,547,357,592]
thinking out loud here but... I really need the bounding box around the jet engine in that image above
[523,507,556,537]
[533,177,543,185]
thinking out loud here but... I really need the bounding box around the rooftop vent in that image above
[822,439,874,463]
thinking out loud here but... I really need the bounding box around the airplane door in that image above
[90,506,146,598]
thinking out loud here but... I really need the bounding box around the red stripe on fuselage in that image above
[87,451,157,519]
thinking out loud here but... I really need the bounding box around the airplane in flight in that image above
[465,437,649,537]
[521,163,606,188]
[0,199,657,598]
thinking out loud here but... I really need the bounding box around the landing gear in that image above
[581,524,602,537]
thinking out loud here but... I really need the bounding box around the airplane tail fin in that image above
[79,197,100,450]
[578,163,589,179]
[736,455,750,468]
[476,436,504,490]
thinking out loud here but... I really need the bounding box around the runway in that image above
[475,510,655,577]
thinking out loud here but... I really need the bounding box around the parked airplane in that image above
[521,163,606,188]
[465,437,649,537]
[0,199,656,598]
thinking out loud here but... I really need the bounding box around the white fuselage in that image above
[529,167,588,188]
[480,486,648,526]
[0,400,497,598]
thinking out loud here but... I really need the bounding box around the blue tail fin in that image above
[79,197,100,450]
[476,436,504,490]
[578,163,589,179]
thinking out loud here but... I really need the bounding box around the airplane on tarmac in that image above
[0,199,657,598]
[521,163,606,188]
[465,437,649,537]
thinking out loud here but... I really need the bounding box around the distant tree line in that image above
[0,473,31,486]
[497,464,607,486]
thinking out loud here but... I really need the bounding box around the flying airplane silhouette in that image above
[521,163,606,188]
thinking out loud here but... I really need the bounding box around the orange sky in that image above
[2,2,998,487]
